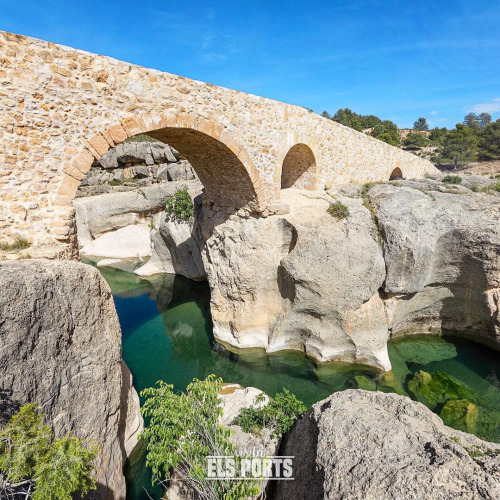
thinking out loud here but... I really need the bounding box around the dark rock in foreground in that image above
[275,390,500,500]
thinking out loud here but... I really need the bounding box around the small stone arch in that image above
[389,167,403,180]
[280,143,317,190]
[54,113,266,212]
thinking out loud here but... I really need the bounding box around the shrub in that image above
[0,403,98,499]
[232,388,307,439]
[442,175,462,185]
[0,238,31,251]
[140,375,260,499]
[165,188,194,221]
[327,201,349,220]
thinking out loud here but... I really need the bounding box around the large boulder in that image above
[201,189,390,370]
[0,260,142,499]
[370,182,500,350]
[80,224,152,272]
[275,390,500,500]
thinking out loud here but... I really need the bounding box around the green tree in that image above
[479,112,492,128]
[371,120,400,146]
[360,114,382,129]
[464,112,480,129]
[440,124,478,168]
[413,117,429,131]
[404,132,429,149]
[140,375,261,499]
[321,110,331,119]
[478,119,500,160]
[332,108,363,131]
[429,127,448,145]
[0,404,98,499]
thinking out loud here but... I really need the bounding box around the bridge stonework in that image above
[0,31,437,250]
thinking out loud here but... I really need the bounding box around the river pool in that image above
[95,267,500,499]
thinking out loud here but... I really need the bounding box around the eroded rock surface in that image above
[369,182,500,349]
[0,260,142,499]
[275,390,500,500]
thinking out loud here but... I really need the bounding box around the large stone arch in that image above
[275,139,319,192]
[54,113,266,212]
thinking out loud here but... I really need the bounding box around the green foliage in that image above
[429,127,448,145]
[232,388,307,439]
[360,114,382,129]
[321,110,331,119]
[479,112,492,128]
[0,404,97,498]
[32,436,98,500]
[125,134,157,143]
[371,120,400,146]
[0,238,31,251]
[0,404,51,482]
[413,117,429,131]
[164,188,194,221]
[439,124,478,168]
[327,201,349,220]
[332,108,363,131]
[404,132,429,149]
[464,112,480,129]
[442,175,462,185]
[478,119,500,160]
[140,375,260,499]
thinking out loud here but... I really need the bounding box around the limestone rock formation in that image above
[135,216,205,279]
[80,224,152,272]
[201,188,391,370]
[0,260,143,499]
[77,140,197,197]
[199,179,499,371]
[369,181,500,350]
[275,390,500,500]
[74,180,202,246]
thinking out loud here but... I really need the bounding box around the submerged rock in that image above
[408,370,483,410]
[440,399,478,434]
[0,260,142,499]
[275,390,500,500]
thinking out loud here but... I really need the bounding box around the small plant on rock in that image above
[0,238,31,251]
[232,388,307,439]
[327,201,349,220]
[164,188,194,222]
[442,175,462,185]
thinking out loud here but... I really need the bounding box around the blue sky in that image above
[1,0,499,128]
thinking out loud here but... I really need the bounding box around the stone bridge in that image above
[0,31,437,251]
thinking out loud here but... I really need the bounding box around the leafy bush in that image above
[442,175,462,185]
[165,188,194,221]
[0,238,31,251]
[141,375,260,499]
[231,388,307,439]
[0,403,98,499]
[327,201,349,220]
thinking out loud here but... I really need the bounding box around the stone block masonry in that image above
[0,30,438,252]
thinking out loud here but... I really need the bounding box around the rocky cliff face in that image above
[0,260,142,499]
[199,178,499,371]
[275,390,500,500]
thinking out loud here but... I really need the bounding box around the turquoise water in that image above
[96,267,500,499]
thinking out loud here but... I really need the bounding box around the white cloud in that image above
[467,97,500,114]
[430,110,439,116]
